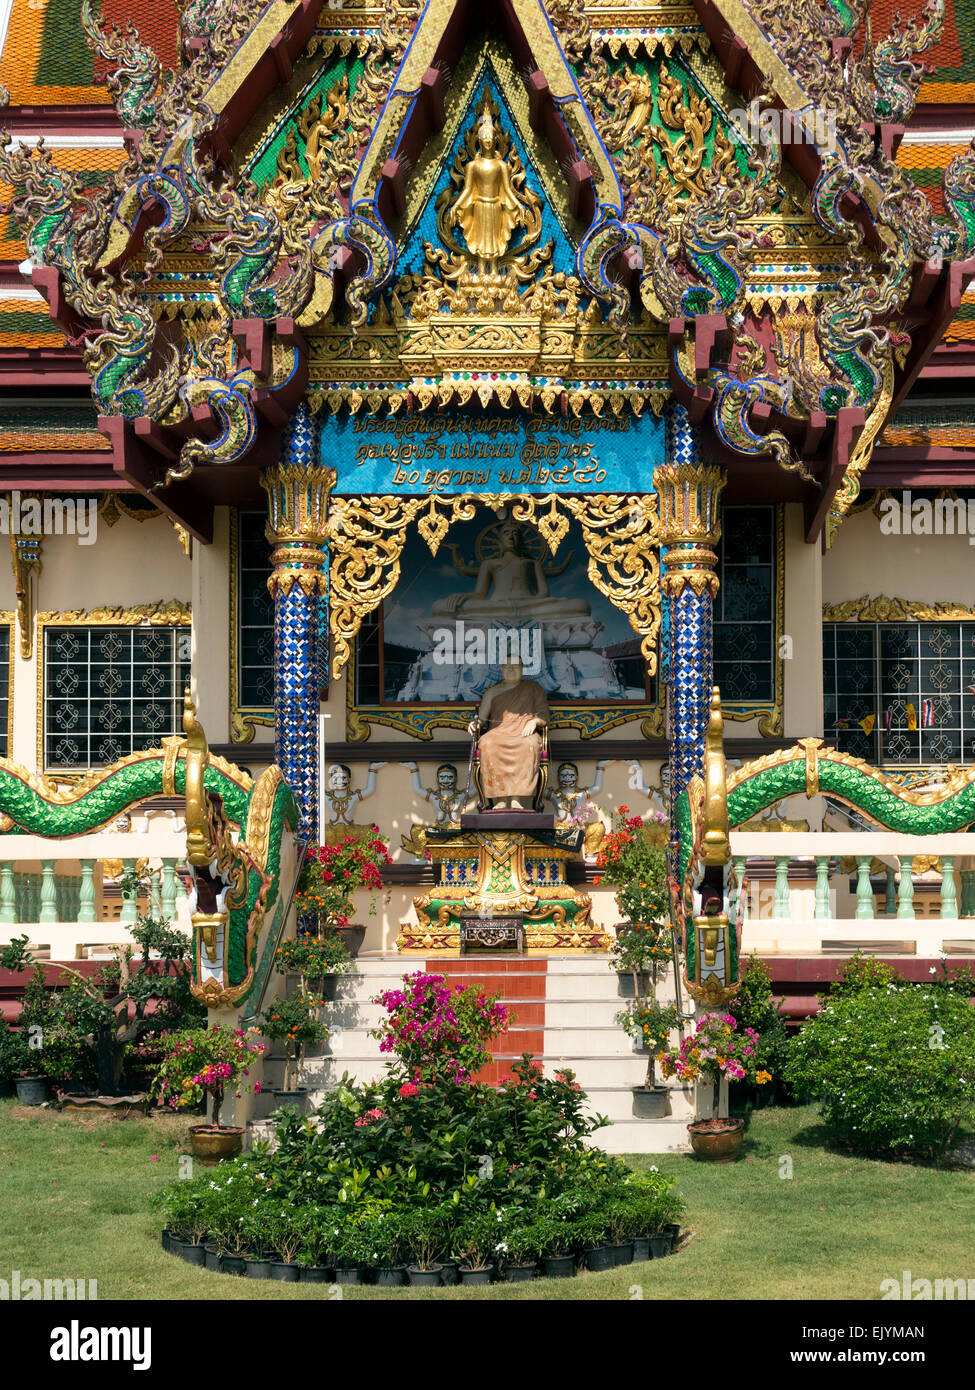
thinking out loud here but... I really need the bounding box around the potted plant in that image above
[259,990,328,1109]
[295,830,392,957]
[575,1207,613,1272]
[0,1024,26,1099]
[266,1215,304,1281]
[596,808,678,1114]
[150,1024,266,1161]
[401,1207,447,1286]
[273,934,352,1003]
[497,1217,544,1282]
[453,1209,498,1285]
[659,1012,770,1160]
[0,868,205,1100]
[358,1211,407,1286]
[535,1215,577,1279]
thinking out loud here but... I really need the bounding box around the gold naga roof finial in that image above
[182,685,212,867]
[702,685,730,866]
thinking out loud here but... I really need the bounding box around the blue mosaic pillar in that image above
[260,404,333,842]
[658,403,726,830]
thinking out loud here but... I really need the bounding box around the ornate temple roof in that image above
[0,0,971,541]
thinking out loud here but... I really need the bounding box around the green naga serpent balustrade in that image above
[673,690,975,1002]
[0,693,298,1010]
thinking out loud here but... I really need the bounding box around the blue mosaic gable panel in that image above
[396,70,578,282]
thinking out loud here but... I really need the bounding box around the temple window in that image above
[42,623,191,772]
[712,505,777,705]
[236,509,275,712]
[823,621,975,767]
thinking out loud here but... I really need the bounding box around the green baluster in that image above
[897,856,915,920]
[0,863,15,925]
[884,866,897,916]
[961,869,975,918]
[731,856,746,921]
[773,856,790,919]
[119,859,137,925]
[814,856,831,920]
[856,857,875,920]
[161,860,177,923]
[940,856,958,920]
[78,861,96,923]
[39,860,58,923]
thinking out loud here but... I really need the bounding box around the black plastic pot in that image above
[245,1259,271,1279]
[664,1223,680,1244]
[504,1262,536,1282]
[374,1266,407,1287]
[439,1260,459,1286]
[161,1227,172,1253]
[632,1237,651,1262]
[269,1261,301,1282]
[272,1089,309,1113]
[181,1242,206,1267]
[649,1234,672,1258]
[221,1255,246,1277]
[631,1086,670,1119]
[616,971,651,999]
[542,1255,575,1279]
[300,1265,333,1283]
[0,1077,13,1099]
[459,1266,493,1285]
[204,1245,221,1273]
[614,1241,634,1266]
[407,1265,443,1287]
[14,1076,46,1106]
[584,1245,614,1272]
[335,1265,365,1285]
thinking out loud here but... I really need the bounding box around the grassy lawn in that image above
[1,1097,972,1300]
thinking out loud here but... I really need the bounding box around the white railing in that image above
[731,831,975,956]
[0,828,191,959]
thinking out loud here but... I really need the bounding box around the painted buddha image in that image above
[450,108,529,274]
[470,658,550,808]
[433,520,590,623]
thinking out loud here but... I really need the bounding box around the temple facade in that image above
[0,0,972,1042]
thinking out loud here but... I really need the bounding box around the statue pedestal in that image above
[460,811,554,832]
[398,821,610,953]
[460,912,524,955]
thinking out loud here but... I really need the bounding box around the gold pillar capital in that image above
[260,463,335,599]
[655,463,726,598]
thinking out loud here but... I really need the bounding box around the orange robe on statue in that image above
[477,680,550,800]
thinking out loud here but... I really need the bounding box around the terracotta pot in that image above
[188,1125,245,1163]
[688,1117,745,1162]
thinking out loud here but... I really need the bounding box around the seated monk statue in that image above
[469,658,550,809]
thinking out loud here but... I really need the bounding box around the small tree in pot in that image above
[258,991,328,1099]
[151,1024,265,1158]
[596,807,675,1100]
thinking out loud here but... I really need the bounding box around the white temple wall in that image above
[823,502,975,606]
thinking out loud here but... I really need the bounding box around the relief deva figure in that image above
[451,106,529,274]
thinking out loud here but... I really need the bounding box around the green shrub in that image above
[730,954,791,1080]
[786,983,975,1159]
[828,949,898,998]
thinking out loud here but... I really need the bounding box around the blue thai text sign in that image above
[326,410,662,494]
